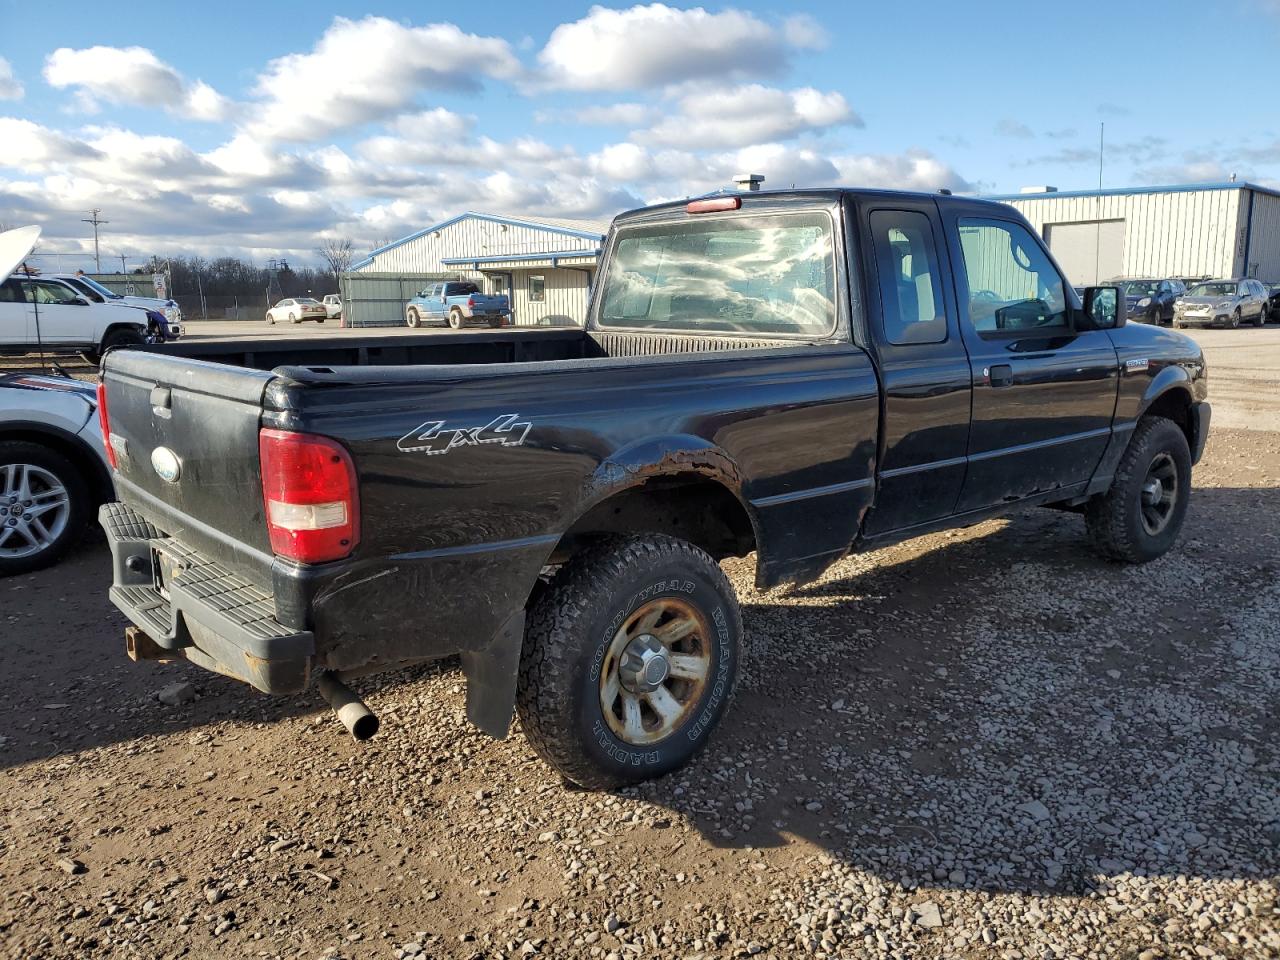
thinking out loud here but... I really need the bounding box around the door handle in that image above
[987,364,1014,387]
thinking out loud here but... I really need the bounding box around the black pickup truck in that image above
[98,188,1209,789]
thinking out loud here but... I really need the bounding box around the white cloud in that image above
[43,45,232,120]
[833,151,973,192]
[0,118,101,168]
[537,4,809,91]
[248,17,519,141]
[642,85,857,149]
[0,57,23,100]
[563,103,663,127]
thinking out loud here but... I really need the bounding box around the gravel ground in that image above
[1,426,1276,959]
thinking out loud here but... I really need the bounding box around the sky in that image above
[2,0,1280,268]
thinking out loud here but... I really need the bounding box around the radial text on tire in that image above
[516,534,742,790]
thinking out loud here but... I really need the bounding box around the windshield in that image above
[1188,282,1237,298]
[1121,280,1159,298]
[76,276,123,299]
[598,212,836,336]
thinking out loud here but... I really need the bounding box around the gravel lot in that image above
[1,330,1277,959]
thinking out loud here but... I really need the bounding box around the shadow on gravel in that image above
[632,484,1280,895]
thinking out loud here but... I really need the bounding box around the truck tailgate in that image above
[102,350,275,575]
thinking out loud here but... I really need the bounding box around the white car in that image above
[322,294,343,319]
[0,371,111,576]
[53,273,183,336]
[266,297,327,324]
[0,227,155,361]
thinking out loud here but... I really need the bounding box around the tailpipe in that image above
[317,672,379,741]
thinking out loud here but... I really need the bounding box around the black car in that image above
[1263,282,1280,322]
[96,188,1210,791]
[1116,277,1186,326]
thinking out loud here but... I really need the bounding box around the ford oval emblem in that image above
[150,446,182,483]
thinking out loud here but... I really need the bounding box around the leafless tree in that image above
[316,237,354,284]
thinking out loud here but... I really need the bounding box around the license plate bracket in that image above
[152,548,185,601]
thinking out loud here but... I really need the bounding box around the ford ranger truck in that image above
[98,189,1210,790]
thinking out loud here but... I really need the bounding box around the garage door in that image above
[1044,220,1126,286]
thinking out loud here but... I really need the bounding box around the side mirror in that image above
[1083,286,1124,329]
[75,295,92,306]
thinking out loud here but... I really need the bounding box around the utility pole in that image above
[119,253,127,273]
[82,208,109,272]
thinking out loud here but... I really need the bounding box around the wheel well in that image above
[549,475,757,566]
[1143,388,1194,450]
[0,427,112,506]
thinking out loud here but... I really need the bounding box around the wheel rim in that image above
[0,463,71,559]
[599,597,712,746]
[1139,452,1178,536]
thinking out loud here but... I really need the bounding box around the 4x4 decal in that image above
[397,413,531,455]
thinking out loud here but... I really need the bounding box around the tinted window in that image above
[447,282,480,296]
[957,218,1068,333]
[869,210,946,345]
[598,212,835,335]
[0,278,24,303]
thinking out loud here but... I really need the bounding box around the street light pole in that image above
[81,208,109,272]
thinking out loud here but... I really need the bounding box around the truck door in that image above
[427,283,445,318]
[0,279,30,345]
[857,198,973,535]
[23,278,90,345]
[939,207,1119,512]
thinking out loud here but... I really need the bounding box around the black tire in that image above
[406,308,421,328]
[488,318,504,329]
[516,535,742,790]
[98,327,146,356]
[1229,310,1241,329]
[448,308,464,330]
[1085,416,1192,564]
[0,442,90,577]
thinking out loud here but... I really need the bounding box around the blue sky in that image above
[3,0,1279,265]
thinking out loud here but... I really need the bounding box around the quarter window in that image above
[528,274,546,303]
[869,210,946,345]
[957,218,1069,334]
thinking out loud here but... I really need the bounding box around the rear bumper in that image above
[100,502,314,694]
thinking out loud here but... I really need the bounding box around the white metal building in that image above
[349,212,608,326]
[988,182,1280,285]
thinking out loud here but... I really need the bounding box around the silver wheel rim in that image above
[599,597,711,746]
[1139,452,1178,536]
[0,463,71,559]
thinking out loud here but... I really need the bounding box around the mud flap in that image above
[460,609,525,740]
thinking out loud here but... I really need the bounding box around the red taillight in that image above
[96,381,118,470]
[687,196,741,214]
[467,296,476,307]
[259,429,359,564]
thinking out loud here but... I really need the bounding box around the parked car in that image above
[266,298,327,324]
[0,371,112,575]
[406,281,510,329]
[1262,282,1280,322]
[1173,278,1269,328]
[322,294,342,320]
[53,273,183,333]
[97,188,1209,790]
[1115,277,1185,326]
[0,227,157,361]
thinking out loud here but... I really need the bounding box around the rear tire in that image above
[289,312,299,324]
[0,442,90,577]
[516,535,742,790]
[1085,416,1191,564]
[448,308,464,330]
[406,308,421,328]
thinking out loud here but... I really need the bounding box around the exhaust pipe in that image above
[317,672,379,741]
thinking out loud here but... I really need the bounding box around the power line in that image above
[81,208,109,272]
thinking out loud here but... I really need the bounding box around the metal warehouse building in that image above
[343,212,607,327]
[991,181,1280,286]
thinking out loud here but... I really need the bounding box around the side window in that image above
[528,274,546,303]
[27,281,80,305]
[868,210,946,345]
[957,218,1068,334]
[1157,281,1171,295]
[0,278,24,303]
[430,284,442,297]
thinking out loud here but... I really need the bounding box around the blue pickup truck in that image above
[405,281,511,329]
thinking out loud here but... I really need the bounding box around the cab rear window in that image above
[597,212,836,336]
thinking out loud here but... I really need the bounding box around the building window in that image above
[528,274,545,303]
